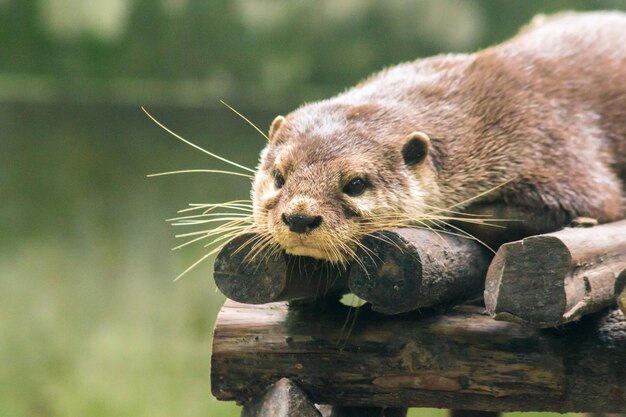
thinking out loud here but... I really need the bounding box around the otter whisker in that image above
[337,298,361,349]
[327,236,353,268]
[175,225,251,252]
[168,212,251,222]
[424,215,506,228]
[202,205,254,215]
[185,224,252,239]
[430,219,496,253]
[255,237,282,269]
[173,252,214,282]
[344,238,373,275]
[266,241,284,260]
[359,231,406,256]
[220,100,270,141]
[174,228,249,250]
[243,233,277,266]
[331,241,350,268]
[339,240,361,270]
[432,177,516,212]
[418,213,511,226]
[175,220,251,238]
[142,107,256,174]
[195,199,252,204]
[374,218,460,270]
[172,220,249,227]
[347,234,380,265]
[148,169,254,179]
[170,217,253,227]
[420,203,494,218]
[204,229,257,249]
[173,232,214,251]
[204,225,265,255]
[205,239,241,258]
[229,223,270,259]
[179,199,252,212]
[235,232,268,259]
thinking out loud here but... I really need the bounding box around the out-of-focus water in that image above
[0,102,273,417]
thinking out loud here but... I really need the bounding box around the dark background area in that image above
[2,1,624,416]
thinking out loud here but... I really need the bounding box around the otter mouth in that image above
[283,241,353,264]
[284,245,329,260]
[277,232,353,264]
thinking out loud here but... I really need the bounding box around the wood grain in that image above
[211,300,626,413]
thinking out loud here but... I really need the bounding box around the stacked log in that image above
[484,220,626,327]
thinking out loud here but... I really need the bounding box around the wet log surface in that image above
[485,220,626,327]
[212,300,626,413]
[213,228,492,313]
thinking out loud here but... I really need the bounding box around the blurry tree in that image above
[0,0,625,106]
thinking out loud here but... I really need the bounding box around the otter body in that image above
[252,12,626,263]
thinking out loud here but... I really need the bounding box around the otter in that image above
[251,11,626,265]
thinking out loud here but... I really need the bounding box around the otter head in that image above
[252,101,438,264]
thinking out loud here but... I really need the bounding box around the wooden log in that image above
[240,377,407,417]
[348,228,492,314]
[240,377,321,417]
[485,220,626,327]
[211,300,626,413]
[213,233,348,304]
[214,228,491,314]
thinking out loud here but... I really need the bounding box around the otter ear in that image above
[401,131,430,166]
[268,115,286,143]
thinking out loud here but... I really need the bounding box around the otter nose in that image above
[281,213,323,233]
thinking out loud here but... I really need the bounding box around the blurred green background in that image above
[2,1,625,416]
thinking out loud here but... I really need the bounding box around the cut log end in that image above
[214,233,348,304]
[213,233,289,304]
[484,236,570,326]
[485,220,626,327]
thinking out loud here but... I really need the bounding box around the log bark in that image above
[484,220,626,327]
[214,228,492,313]
[213,233,348,304]
[348,229,492,314]
[212,300,626,413]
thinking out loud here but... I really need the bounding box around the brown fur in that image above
[252,11,626,261]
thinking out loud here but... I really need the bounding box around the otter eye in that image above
[343,177,367,197]
[273,170,285,189]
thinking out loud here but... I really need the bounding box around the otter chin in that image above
[284,246,333,261]
[251,12,626,264]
